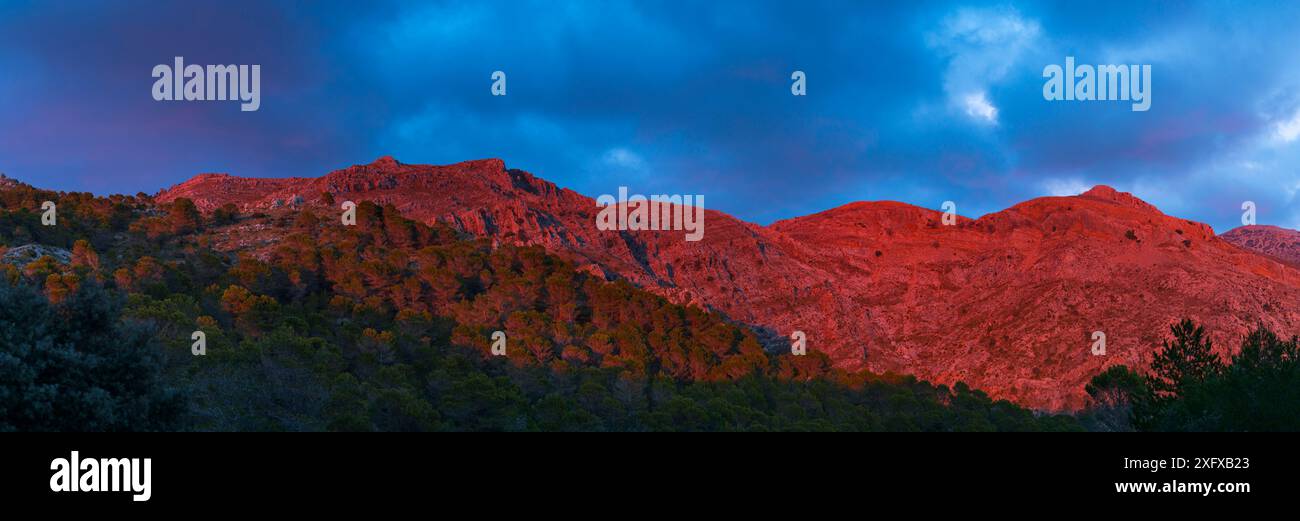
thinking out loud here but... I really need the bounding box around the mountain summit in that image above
[1222,225,1300,268]
[158,158,1300,410]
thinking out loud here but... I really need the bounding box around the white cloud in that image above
[962,92,998,124]
[1040,177,1092,197]
[927,6,1042,125]
[1285,180,1300,202]
[601,147,646,172]
[1273,108,1300,143]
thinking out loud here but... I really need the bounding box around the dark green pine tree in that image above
[1148,318,1223,399]
[1084,364,1148,431]
[0,281,184,431]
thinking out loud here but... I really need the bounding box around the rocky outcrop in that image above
[1222,225,1300,268]
[0,173,28,191]
[1,244,72,267]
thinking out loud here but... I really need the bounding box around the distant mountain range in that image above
[156,157,1300,410]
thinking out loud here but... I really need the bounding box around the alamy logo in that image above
[1091,331,1107,356]
[1043,57,1151,111]
[41,201,56,226]
[152,57,261,111]
[341,201,357,226]
[491,330,507,356]
[50,451,151,502]
[596,187,705,242]
[941,200,957,226]
[491,71,507,96]
[192,330,206,356]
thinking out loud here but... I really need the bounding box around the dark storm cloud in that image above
[1,0,1298,231]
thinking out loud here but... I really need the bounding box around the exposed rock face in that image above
[1,244,72,266]
[0,173,28,191]
[1222,225,1300,268]
[158,158,1300,410]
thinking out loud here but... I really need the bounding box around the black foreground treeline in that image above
[1084,319,1300,431]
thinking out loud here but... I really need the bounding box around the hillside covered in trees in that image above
[0,182,1088,431]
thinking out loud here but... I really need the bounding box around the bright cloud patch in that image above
[1041,177,1092,197]
[927,6,1041,125]
[1274,108,1300,143]
[962,92,999,124]
[602,147,647,172]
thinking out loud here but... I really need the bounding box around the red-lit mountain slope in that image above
[1222,225,1300,269]
[159,158,1300,410]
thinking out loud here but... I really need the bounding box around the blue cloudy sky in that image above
[1,0,1299,231]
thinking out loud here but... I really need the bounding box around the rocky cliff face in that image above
[158,157,1300,410]
[1222,225,1300,268]
[0,173,28,191]
[1,244,72,266]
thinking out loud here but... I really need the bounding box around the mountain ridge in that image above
[146,157,1300,410]
[1221,225,1300,269]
